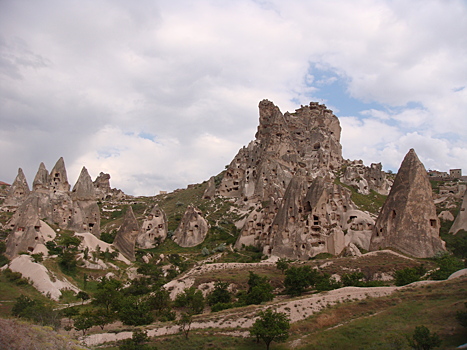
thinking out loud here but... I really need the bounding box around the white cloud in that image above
[1,0,466,193]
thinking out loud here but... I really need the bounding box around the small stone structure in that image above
[137,205,168,248]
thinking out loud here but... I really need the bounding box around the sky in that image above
[1,0,466,196]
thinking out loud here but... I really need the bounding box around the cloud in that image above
[1,0,466,194]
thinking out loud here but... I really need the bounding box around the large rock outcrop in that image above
[32,162,50,193]
[4,168,30,206]
[236,175,374,259]
[137,205,168,249]
[449,191,467,234]
[218,100,343,203]
[172,206,209,247]
[369,149,446,258]
[113,206,139,261]
[341,160,392,195]
[49,157,70,193]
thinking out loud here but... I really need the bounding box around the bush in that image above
[407,325,441,350]
[394,265,426,286]
[429,253,464,280]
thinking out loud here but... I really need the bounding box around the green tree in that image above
[407,325,441,350]
[284,266,320,296]
[394,265,426,286]
[177,312,193,340]
[250,309,290,350]
[174,287,205,314]
[430,253,464,280]
[90,308,115,330]
[117,296,154,326]
[92,277,123,312]
[73,310,95,336]
[275,258,289,274]
[76,291,90,305]
[240,271,274,305]
[207,281,231,306]
[341,271,366,287]
[119,328,154,350]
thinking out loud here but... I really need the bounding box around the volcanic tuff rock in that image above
[113,206,139,261]
[49,157,70,193]
[449,190,467,234]
[71,167,96,201]
[369,149,446,258]
[172,205,209,247]
[203,176,216,200]
[32,162,50,193]
[4,168,30,206]
[341,160,392,195]
[137,205,168,249]
[218,100,343,203]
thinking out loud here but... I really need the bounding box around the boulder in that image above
[172,206,209,247]
[369,149,446,258]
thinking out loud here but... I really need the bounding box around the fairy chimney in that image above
[369,149,446,258]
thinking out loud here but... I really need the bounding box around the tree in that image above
[240,271,274,305]
[92,276,123,312]
[394,265,426,286]
[90,308,115,330]
[407,325,441,350]
[430,253,464,280]
[250,309,290,350]
[76,291,90,305]
[177,312,193,340]
[284,266,319,296]
[174,287,205,314]
[341,271,366,287]
[207,281,231,306]
[275,258,289,274]
[117,296,154,326]
[119,329,153,350]
[73,310,95,335]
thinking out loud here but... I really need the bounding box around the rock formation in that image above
[49,157,70,193]
[236,175,374,259]
[217,100,343,203]
[172,206,209,247]
[341,160,392,195]
[32,162,50,193]
[449,191,467,234]
[93,172,112,200]
[113,206,139,261]
[369,149,446,258]
[4,168,30,206]
[71,167,96,201]
[203,176,216,200]
[137,205,168,249]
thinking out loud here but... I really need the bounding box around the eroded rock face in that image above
[32,162,50,193]
[172,206,209,247]
[218,100,343,203]
[236,176,374,259]
[369,149,446,258]
[341,160,392,195]
[93,172,112,200]
[5,196,42,258]
[72,167,96,201]
[49,157,70,193]
[4,168,30,206]
[449,191,467,234]
[113,206,139,261]
[137,205,168,249]
[203,176,216,200]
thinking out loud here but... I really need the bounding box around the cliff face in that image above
[369,149,446,258]
[226,100,375,259]
[218,100,343,203]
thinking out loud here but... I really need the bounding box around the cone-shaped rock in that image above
[5,195,42,258]
[203,176,216,200]
[4,168,30,206]
[113,206,139,261]
[32,162,50,192]
[369,149,446,257]
[449,191,467,234]
[49,157,70,192]
[172,206,209,247]
[137,205,168,249]
[71,167,96,201]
